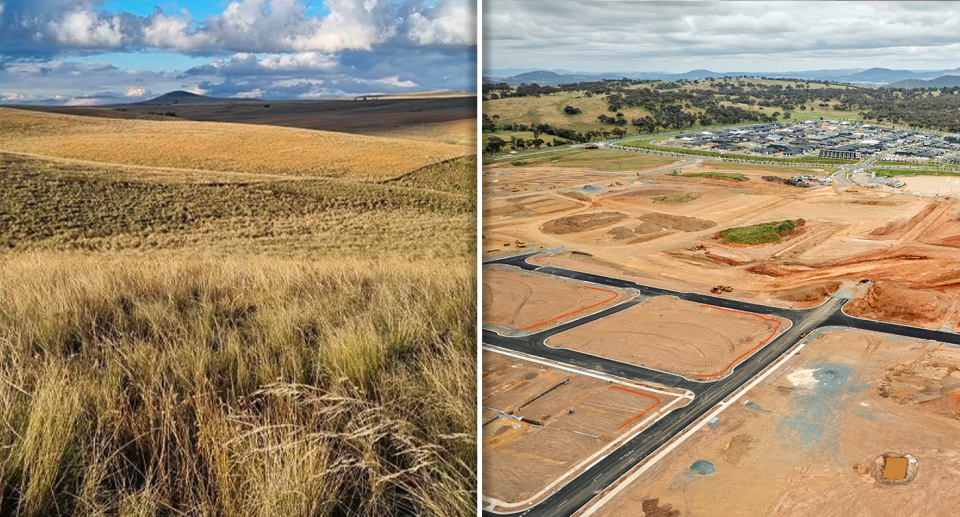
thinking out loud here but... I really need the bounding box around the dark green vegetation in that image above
[872,168,960,178]
[681,172,748,182]
[484,76,960,140]
[721,220,800,245]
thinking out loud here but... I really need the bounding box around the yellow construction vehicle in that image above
[516,240,527,248]
[512,185,528,192]
[710,285,733,294]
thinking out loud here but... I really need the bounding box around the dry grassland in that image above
[0,108,477,516]
[0,108,467,179]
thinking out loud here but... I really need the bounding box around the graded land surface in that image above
[596,328,960,517]
[546,297,788,378]
[481,350,686,506]
[0,106,476,516]
[483,148,960,329]
[482,266,633,332]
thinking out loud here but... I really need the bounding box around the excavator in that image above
[671,168,683,174]
[515,240,527,248]
[710,285,733,294]
[512,185,528,192]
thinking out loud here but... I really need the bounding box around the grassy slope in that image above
[484,89,666,135]
[484,79,868,139]
[873,168,960,177]
[0,108,467,180]
[721,220,798,244]
[0,108,477,516]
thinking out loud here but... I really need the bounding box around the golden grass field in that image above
[0,107,477,516]
[0,107,468,180]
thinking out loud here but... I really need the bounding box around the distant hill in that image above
[885,75,960,89]
[136,91,242,105]
[483,67,960,87]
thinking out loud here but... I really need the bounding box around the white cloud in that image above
[49,10,124,47]
[234,88,264,98]
[257,52,339,71]
[125,87,148,98]
[143,12,213,51]
[65,97,104,106]
[408,0,476,46]
[374,75,417,88]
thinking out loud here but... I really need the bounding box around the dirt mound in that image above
[541,211,628,234]
[606,182,625,187]
[639,212,716,232]
[869,201,940,239]
[634,221,663,235]
[607,227,635,240]
[845,282,952,325]
[745,264,788,277]
[720,434,754,464]
[559,191,590,201]
[642,498,680,517]
[777,282,842,303]
[762,175,806,188]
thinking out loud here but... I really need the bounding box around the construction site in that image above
[596,329,960,517]
[481,147,960,517]
[484,150,960,328]
[481,349,689,508]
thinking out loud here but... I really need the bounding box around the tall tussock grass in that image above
[0,255,476,516]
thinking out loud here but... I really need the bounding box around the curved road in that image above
[481,251,960,517]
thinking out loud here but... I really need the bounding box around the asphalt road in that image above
[481,252,960,517]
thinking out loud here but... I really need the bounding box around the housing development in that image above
[482,82,960,517]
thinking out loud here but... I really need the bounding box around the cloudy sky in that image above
[0,0,476,105]
[484,1,960,74]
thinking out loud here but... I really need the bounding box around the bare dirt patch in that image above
[845,282,953,327]
[541,211,628,235]
[482,267,631,332]
[546,296,786,378]
[481,351,678,506]
[638,213,717,232]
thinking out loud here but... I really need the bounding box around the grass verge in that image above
[721,220,798,244]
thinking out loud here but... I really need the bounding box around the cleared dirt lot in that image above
[596,329,960,517]
[482,350,685,506]
[546,297,788,378]
[482,266,634,333]
[483,154,960,327]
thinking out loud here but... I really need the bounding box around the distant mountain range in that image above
[482,67,960,87]
[884,75,960,89]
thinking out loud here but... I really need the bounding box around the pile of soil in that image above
[559,191,590,201]
[541,211,628,234]
[845,282,952,325]
[607,227,635,240]
[762,175,807,188]
[606,181,625,187]
[719,434,754,464]
[639,212,716,232]
[776,282,842,303]
[634,221,663,235]
[641,499,680,517]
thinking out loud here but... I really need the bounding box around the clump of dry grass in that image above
[0,108,467,179]
[0,255,476,516]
